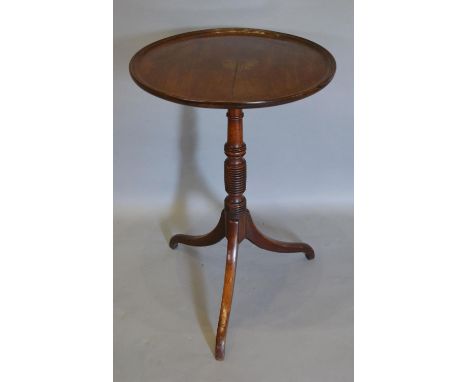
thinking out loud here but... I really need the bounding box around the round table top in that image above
[129,28,336,109]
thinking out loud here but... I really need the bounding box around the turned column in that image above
[224,109,247,223]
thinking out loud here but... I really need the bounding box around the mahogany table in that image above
[129,28,336,360]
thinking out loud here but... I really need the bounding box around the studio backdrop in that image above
[114,0,353,380]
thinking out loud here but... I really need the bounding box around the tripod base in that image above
[169,108,314,360]
[169,208,314,360]
[170,209,314,259]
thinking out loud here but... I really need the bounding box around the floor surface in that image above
[114,205,353,382]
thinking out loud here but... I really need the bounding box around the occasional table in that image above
[129,28,336,360]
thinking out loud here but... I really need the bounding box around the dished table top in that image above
[129,28,336,109]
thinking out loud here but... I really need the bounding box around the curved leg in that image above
[245,211,315,260]
[215,219,239,361]
[169,210,225,249]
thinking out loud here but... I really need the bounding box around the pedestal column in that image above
[224,109,247,221]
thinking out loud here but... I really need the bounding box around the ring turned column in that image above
[224,109,247,222]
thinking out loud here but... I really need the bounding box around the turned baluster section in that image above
[224,109,246,221]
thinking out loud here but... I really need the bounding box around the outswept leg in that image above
[215,219,239,360]
[245,210,315,260]
[169,210,226,249]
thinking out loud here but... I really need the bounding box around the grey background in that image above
[114,0,353,381]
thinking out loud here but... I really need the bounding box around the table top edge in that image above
[129,27,337,109]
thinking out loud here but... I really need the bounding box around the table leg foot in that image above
[215,219,239,361]
[169,211,226,249]
[245,210,315,260]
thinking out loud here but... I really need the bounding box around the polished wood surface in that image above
[130,28,336,108]
[130,28,334,360]
[246,212,315,260]
[169,210,225,249]
[169,110,315,360]
[215,219,239,361]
